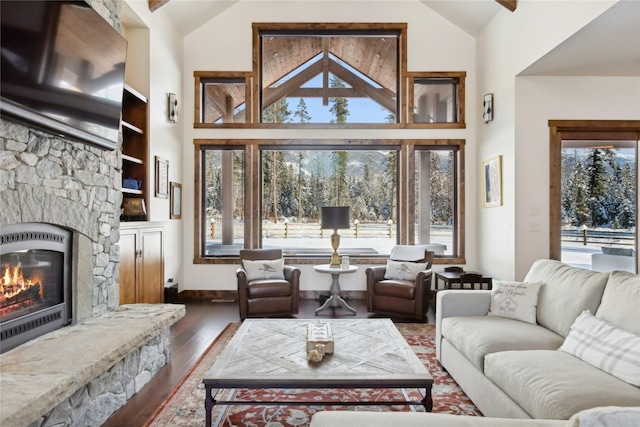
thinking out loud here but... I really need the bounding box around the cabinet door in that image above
[119,230,139,305]
[139,227,164,303]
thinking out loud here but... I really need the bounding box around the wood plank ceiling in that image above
[261,35,397,92]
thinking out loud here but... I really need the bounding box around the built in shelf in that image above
[124,83,147,103]
[121,84,149,222]
[122,154,143,164]
[122,121,144,135]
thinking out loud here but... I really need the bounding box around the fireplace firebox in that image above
[0,223,72,353]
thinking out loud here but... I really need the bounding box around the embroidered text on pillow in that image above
[487,280,542,324]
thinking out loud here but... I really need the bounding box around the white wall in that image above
[514,76,640,278]
[476,0,620,281]
[123,1,184,287]
[180,1,478,291]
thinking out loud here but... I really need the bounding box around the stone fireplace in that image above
[0,100,184,427]
[0,3,185,426]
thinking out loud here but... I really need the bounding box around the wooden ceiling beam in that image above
[262,60,324,108]
[328,61,397,112]
[149,0,170,12]
[262,56,397,113]
[322,39,330,106]
[496,0,517,12]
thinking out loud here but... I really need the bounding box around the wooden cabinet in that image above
[121,84,149,222]
[119,225,164,304]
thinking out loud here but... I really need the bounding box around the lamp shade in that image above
[321,206,350,230]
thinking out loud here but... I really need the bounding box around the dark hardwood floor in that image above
[103,298,379,427]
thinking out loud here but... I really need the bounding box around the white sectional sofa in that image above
[310,260,639,426]
[436,259,640,420]
[309,407,640,426]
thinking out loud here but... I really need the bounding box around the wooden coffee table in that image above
[202,318,433,426]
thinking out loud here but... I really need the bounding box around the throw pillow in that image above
[383,260,427,281]
[242,258,285,281]
[559,310,640,387]
[566,406,640,427]
[487,280,542,324]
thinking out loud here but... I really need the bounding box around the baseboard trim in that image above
[177,290,367,301]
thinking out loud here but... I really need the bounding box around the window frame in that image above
[194,138,466,265]
[548,120,639,261]
[406,72,466,128]
[194,71,253,127]
[193,23,466,129]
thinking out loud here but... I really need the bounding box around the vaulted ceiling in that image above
[136,0,639,78]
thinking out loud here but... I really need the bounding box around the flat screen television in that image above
[0,0,127,150]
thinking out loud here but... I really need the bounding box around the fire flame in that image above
[1,263,43,303]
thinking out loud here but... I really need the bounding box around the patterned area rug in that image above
[146,322,481,427]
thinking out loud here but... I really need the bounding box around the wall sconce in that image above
[168,93,178,123]
[483,93,493,123]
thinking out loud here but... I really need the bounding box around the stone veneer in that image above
[0,2,187,426]
[0,0,123,318]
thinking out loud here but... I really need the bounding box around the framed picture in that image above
[483,155,502,207]
[483,93,493,123]
[155,156,169,198]
[170,182,182,219]
[123,197,147,216]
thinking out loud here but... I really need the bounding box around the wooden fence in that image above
[561,228,635,247]
[208,221,396,239]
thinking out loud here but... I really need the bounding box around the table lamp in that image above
[321,206,350,268]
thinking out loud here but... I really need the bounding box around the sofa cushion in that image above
[246,280,292,298]
[484,350,640,420]
[595,270,640,335]
[441,316,564,371]
[523,260,608,337]
[373,280,416,299]
[488,280,542,324]
[559,311,640,387]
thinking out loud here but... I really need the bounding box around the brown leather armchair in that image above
[366,246,434,322]
[237,249,300,321]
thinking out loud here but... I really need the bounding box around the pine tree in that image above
[263,98,291,124]
[565,162,590,227]
[329,76,349,124]
[331,151,349,205]
[585,148,614,226]
[294,98,311,123]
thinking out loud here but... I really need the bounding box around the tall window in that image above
[201,147,245,256]
[560,140,636,271]
[195,139,465,263]
[414,148,458,256]
[550,121,638,273]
